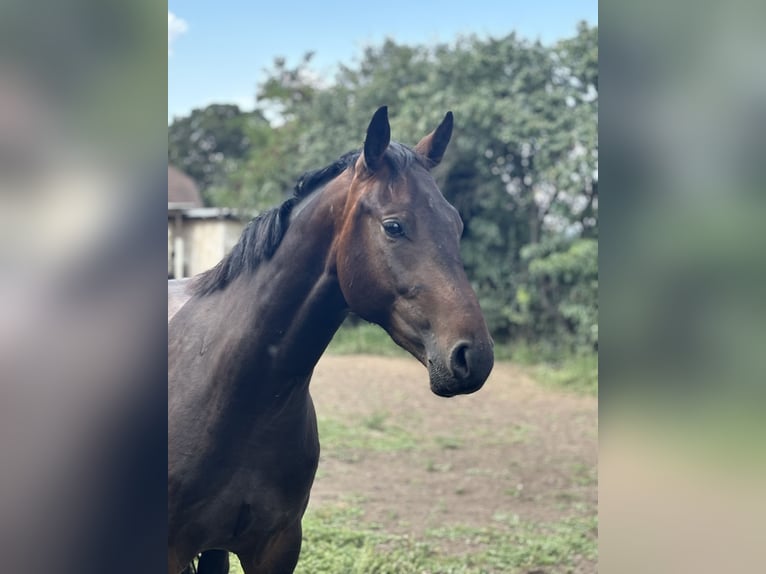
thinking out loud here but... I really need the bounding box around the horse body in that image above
[168,107,494,573]
[169,185,347,572]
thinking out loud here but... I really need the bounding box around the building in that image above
[168,165,249,278]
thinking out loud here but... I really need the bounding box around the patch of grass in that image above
[495,341,598,396]
[479,422,534,446]
[571,462,598,487]
[530,353,598,396]
[504,483,525,498]
[427,515,598,573]
[297,506,454,574]
[318,415,418,456]
[226,505,440,574]
[362,410,389,432]
[319,414,474,458]
[327,320,408,357]
[425,459,453,473]
[225,505,597,573]
[554,491,580,504]
[435,435,463,450]
[296,505,597,574]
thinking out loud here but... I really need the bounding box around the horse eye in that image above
[382,220,404,237]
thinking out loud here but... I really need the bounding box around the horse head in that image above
[333,106,494,397]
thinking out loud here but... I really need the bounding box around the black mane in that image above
[190,142,423,296]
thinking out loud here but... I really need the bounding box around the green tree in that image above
[171,25,599,351]
[168,104,268,204]
[211,54,325,210]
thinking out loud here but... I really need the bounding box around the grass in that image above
[493,341,598,396]
[571,462,598,487]
[426,515,598,573]
[327,321,598,396]
[435,435,463,450]
[227,505,597,574]
[317,414,418,456]
[526,354,598,396]
[318,415,476,461]
[326,320,408,357]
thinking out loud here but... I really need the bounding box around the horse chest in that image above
[171,397,320,550]
[234,433,319,513]
[200,432,318,550]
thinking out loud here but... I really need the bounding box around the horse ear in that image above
[414,111,453,168]
[363,106,390,172]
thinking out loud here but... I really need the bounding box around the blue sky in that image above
[168,0,597,123]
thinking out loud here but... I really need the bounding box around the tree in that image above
[168,104,268,204]
[170,25,599,350]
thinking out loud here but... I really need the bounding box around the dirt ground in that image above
[307,355,598,558]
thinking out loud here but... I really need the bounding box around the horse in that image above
[168,106,494,573]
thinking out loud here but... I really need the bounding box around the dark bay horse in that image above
[168,107,494,573]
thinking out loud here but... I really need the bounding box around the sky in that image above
[168,0,597,123]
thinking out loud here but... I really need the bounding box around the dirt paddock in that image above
[307,355,598,565]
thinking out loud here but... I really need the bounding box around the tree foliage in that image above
[167,24,598,352]
[168,104,269,204]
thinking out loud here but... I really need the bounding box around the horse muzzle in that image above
[427,339,494,397]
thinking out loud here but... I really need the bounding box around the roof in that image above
[168,165,203,207]
[167,207,248,220]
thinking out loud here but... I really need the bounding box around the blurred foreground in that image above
[0,2,166,573]
[601,0,766,571]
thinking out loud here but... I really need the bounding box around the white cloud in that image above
[168,11,188,56]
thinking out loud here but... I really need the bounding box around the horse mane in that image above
[190,142,424,296]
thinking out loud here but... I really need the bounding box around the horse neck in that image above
[214,181,350,390]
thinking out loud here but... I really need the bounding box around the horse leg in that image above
[197,550,230,574]
[237,524,302,574]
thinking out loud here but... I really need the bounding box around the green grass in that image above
[227,505,596,574]
[435,435,463,450]
[494,341,598,396]
[425,515,598,573]
[526,354,598,396]
[317,415,495,459]
[570,462,598,487]
[297,506,446,574]
[317,414,418,456]
[327,321,408,357]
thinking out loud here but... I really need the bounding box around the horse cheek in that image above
[338,230,390,323]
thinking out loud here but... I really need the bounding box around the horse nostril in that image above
[450,342,471,381]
